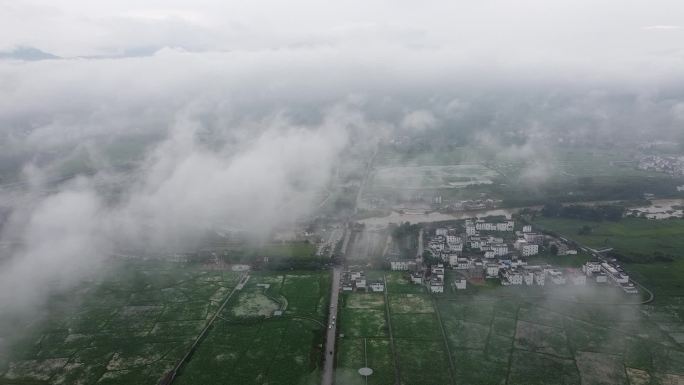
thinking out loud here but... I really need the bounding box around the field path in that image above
[433,298,456,385]
[383,275,401,385]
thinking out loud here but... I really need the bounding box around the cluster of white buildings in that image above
[582,261,638,294]
[389,259,418,271]
[420,218,601,290]
[429,264,446,293]
[341,269,385,292]
[637,155,684,176]
[498,265,587,286]
[427,219,543,272]
[387,217,637,296]
[389,261,466,293]
[471,219,515,232]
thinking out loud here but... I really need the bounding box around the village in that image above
[637,154,684,176]
[340,218,639,295]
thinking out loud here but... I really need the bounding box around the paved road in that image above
[321,267,341,385]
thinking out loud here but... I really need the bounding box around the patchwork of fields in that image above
[176,271,330,385]
[0,262,330,385]
[371,165,499,190]
[365,145,684,205]
[2,258,683,385]
[336,272,684,385]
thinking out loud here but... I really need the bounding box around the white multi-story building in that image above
[446,235,460,244]
[582,261,602,275]
[436,228,448,237]
[534,271,546,286]
[491,243,508,257]
[475,220,493,231]
[522,243,539,256]
[432,264,445,276]
[502,269,523,285]
[475,220,514,231]
[498,221,515,231]
[390,260,410,271]
[523,232,544,245]
[430,277,444,293]
[522,225,532,233]
[454,279,467,290]
[601,263,629,284]
[466,225,477,236]
[486,263,500,278]
[484,250,495,259]
[448,242,463,253]
[369,281,385,292]
[454,257,472,270]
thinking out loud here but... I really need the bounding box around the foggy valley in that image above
[1,1,684,384]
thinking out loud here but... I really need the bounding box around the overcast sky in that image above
[1,0,683,71]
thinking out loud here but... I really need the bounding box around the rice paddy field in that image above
[0,261,330,385]
[336,271,684,385]
[175,271,330,385]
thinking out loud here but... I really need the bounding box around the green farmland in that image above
[336,271,684,385]
[176,271,330,385]
[367,144,684,205]
[533,217,684,262]
[532,217,684,298]
[0,262,329,385]
[218,241,317,260]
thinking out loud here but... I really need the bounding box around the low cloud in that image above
[401,110,437,132]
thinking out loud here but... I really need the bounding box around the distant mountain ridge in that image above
[0,46,60,61]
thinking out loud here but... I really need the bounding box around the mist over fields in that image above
[1,0,684,346]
